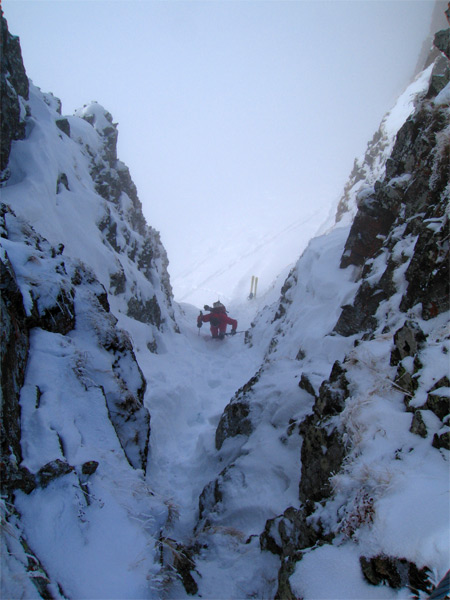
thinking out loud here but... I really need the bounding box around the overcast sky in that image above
[2,0,439,289]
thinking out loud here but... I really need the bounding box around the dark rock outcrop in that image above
[434,27,450,59]
[76,102,175,331]
[0,251,29,487]
[299,362,349,505]
[339,188,399,269]
[360,555,431,595]
[335,36,450,337]
[55,117,70,137]
[215,369,262,450]
[432,429,450,450]
[390,320,427,366]
[260,506,326,600]
[425,378,450,420]
[37,459,75,489]
[0,11,29,172]
[127,294,162,326]
[251,29,450,597]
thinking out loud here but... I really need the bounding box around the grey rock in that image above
[0,254,29,474]
[57,172,70,192]
[37,459,74,488]
[81,460,99,476]
[298,362,349,505]
[260,506,320,559]
[434,27,450,59]
[110,267,126,295]
[410,411,428,438]
[425,390,450,421]
[426,54,450,97]
[215,400,252,451]
[215,369,262,450]
[390,321,427,366]
[340,193,398,269]
[298,373,317,398]
[432,430,450,450]
[360,555,431,594]
[55,117,70,137]
[127,294,162,327]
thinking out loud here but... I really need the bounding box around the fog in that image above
[2,0,440,300]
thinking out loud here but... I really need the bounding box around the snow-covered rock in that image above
[1,43,177,351]
[1,13,176,598]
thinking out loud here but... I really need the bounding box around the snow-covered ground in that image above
[171,202,334,307]
[143,301,265,539]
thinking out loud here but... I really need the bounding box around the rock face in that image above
[360,555,432,594]
[0,15,175,597]
[0,236,32,495]
[75,101,175,330]
[298,362,349,506]
[1,206,151,494]
[1,11,177,352]
[0,11,29,172]
[335,45,449,336]
[334,66,433,225]
[215,369,262,450]
[0,11,161,482]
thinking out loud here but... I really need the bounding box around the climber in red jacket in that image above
[197,301,237,339]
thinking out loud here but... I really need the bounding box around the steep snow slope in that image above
[172,203,332,306]
[0,206,169,599]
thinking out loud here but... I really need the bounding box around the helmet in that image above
[213,301,225,309]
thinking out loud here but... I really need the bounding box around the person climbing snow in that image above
[197,301,237,340]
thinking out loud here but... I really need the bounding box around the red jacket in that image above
[198,309,237,332]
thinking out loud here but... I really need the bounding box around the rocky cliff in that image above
[0,11,176,347]
[1,12,177,598]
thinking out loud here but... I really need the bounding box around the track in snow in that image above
[142,301,263,540]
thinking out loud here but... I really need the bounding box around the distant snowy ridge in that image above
[173,204,330,307]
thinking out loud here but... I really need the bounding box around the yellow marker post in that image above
[249,275,259,299]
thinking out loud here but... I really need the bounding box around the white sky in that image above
[2,0,438,290]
